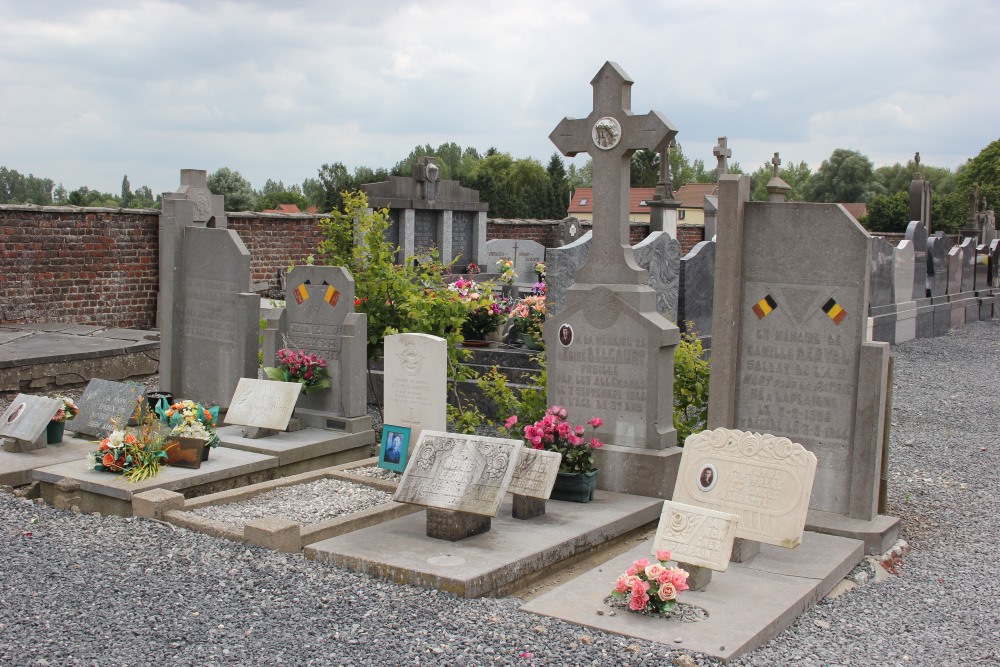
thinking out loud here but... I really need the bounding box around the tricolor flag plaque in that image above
[752,294,777,320]
[821,298,846,324]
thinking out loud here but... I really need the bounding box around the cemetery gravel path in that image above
[1,322,999,666]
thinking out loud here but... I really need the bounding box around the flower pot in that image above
[164,436,206,469]
[550,469,598,503]
[145,391,173,414]
[461,340,492,348]
[522,333,545,351]
[201,443,212,462]
[46,420,65,444]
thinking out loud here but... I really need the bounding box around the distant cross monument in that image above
[648,140,680,234]
[766,152,791,203]
[771,152,781,176]
[549,62,677,285]
[713,137,732,180]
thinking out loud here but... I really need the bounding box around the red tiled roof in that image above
[568,187,658,214]
[263,203,302,214]
[840,203,868,221]
[673,183,718,208]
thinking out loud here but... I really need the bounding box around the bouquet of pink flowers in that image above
[611,550,690,615]
[503,406,603,474]
[265,348,332,395]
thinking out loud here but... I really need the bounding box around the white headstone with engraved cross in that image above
[383,333,447,454]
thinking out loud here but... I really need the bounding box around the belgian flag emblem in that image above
[752,294,777,320]
[821,298,847,324]
[293,283,309,305]
[324,286,340,307]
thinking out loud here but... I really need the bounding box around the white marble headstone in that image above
[224,378,302,430]
[652,500,739,572]
[383,333,447,447]
[672,428,818,548]
[507,448,562,499]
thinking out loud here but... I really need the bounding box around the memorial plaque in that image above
[507,448,562,499]
[451,211,475,267]
[383,333,447,448]
[672,428,817,548]
[483,239,546,281]
[652,500,739,572]
[224,378,302,430]
[413,209,438,257]
[393,431,521,517]
[74,379,146,438]
[0,394,60,444]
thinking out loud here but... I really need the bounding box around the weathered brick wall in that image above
[486,219,558,247]
[677,225,705,255]
[0,205,160,328]
[228,213,325,287]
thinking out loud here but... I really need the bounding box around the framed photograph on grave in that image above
[378,425,411,473]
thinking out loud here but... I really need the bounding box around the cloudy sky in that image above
[1,0,997,196]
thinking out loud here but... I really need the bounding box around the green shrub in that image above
[673,326,710,445]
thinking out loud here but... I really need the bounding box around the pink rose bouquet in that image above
[503,406,604,474]
[611,549,689,615]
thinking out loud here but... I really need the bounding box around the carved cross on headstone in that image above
[771,152,782,177]
[549,62,677,285]
[713,136,732,180]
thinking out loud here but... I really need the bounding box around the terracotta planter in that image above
[550,469,598,503]
[164,436,207,469]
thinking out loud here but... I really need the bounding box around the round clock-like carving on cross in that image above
[592,116,622,150]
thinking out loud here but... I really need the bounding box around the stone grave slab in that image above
[520,532,863,662]
[93,328,160,342]
[224,378,301,431]
[215,425,373,476]
[0,431,98,486]
[0,394,61,450]
[306,490,662,597]
[0,332,150,367]
[33,447,278,517]
[393,431,521,517]
[383,334,447,449]
[545,231,591,318]
[507,447,561,499]
[0,329,32,345]
[672,428,817,548]
[653,500,739,572]
[679,239,716,341]
[72,379,147,439]
[633,231,681,322]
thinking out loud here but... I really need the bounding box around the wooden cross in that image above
[549,62,676,285]
[771,152,782,178]
[713,136,732,180]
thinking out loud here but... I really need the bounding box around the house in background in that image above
[567,187,656,224]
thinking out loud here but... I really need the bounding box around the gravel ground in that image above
[188,478,393,527]
[1,320,999,666]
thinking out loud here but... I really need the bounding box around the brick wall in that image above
[0,205,160,328]
[228,213,325,286]
[486,219,558,247]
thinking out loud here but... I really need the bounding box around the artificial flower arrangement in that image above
[448,277,507,339]
[87,416,169,483]
[264,348,332,395]
[160,399,221,449]
[502,406,604,474]
[495,258,517,284]
[466,262,481,275]
[533,261,546,277]
[510,294,547,338]
[611,550,690,615]
[51,396,79,423]
[531,281,547,296]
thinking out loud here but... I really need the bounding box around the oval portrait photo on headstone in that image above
[697,463,718,492]
[6,402,25,424]
[558,324,574,347]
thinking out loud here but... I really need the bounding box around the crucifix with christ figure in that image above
[549,62,677,286]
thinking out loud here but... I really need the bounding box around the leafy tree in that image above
[132,185,157,209]
[630,149,659,187]
[749,159,811,201]
[258,189,309,211]
[0,167,54,205]
[314,163,389,213]
[207,167,257,211]
[956,138,1000,216]
[67,186,118,207]
[546,153,570,219]
[567,160,592,190]
[120,175,133,208]
[862,191,909,232]
[52,183,68,204]
[301,177,326,212]
[874,160,956,196]
[802,148,881,203]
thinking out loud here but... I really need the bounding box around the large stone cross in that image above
[713,136,732,180]
[549,62,676,285]
[771,152,782,177]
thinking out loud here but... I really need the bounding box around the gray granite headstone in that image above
[173,227,259,409]
[960,238,977,293]
[545,231,591,318]
[546,62,680,499]
[73,379,147,438]
[904,221,928,299]
[708,180,890,523]
[0,394,60,449]
[557,217,584,246]
[483,239,546,281]
[926,234,950,297]
[633,231,680,321]
[283,265,368,426]
[992,239,1000,289]
[869,237,895,308]
[946,246,963,295]
[679,240,716,339]
[975,244,990,290]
